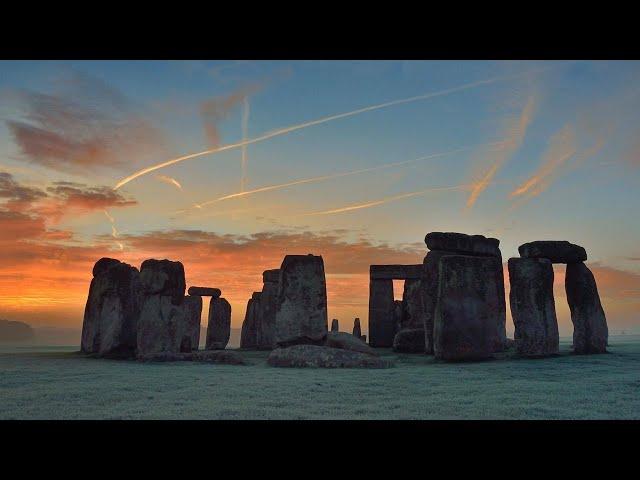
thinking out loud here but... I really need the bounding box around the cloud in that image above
[4,72,166,174]
[200,84,262,148]
[46,182,137,211]
[0,171,47,209]
[156,175,182,190]
[466,95,536,209]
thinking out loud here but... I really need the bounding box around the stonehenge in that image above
[239,268,280,349]
[206,297,231,350]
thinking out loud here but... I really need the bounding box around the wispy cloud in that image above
[155,175,183,190]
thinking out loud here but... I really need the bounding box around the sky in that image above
[1,60,639,336]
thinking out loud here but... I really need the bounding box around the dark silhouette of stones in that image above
[187,286,221,297]
[255,269,280,349]
[368,278,395,347]
[182,295,202,352]
[137,294,200,356]
[402,278,425,330]
[518,241,587,264]
[508,258,559,357]
[352,318,362,338]
[140,259,185,304]
[263,268,280,283]
[81,258,142,357]
[393,328,425,353]
[360,335,366,343]
[394,300,404,331]
[191,349,247,365]
[565,262,608,354]
[0,319,35,342]
[433,255,503,361]
[331,319,339,332]
[325,331,378,356]
[425,232,501,258]
[422,250,449,354]
[206,297,231,349]
[240,293,261,349]
[274,254,328,347]
[267,345,391,368]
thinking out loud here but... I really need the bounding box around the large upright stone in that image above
[508,258,559,357]
[518,241,587,264]
[425,232,501,258]
[352,318,362,338]
[433,255,502,361]
[565,262,608,354]
[137,294,197,356]
[368,278,395,347]
[81,258,142,357]
[240,292,261,349]
[182,295,202,352]
[140,259,185,304]
[421,250,449,354]
[206,296,231,350]
[402,278,425,330]
[274,255,328,347]
[255,269,280,349]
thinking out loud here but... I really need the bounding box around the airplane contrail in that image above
[114,68,549,190]
[156,174,183,190]
[240,97,250,192]
[300,184,472,216]
[190,141,507,210]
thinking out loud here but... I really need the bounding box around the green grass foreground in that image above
[1,336,639,419]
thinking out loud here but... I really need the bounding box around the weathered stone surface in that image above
[81,258,142,357]
[392,328,426,353]
[421,250,449,354]
[368,278,395,347]
[240,293,260,349]
[262,268,281,283]
[508,258,559,357]
[274,254,328,347]
[206,297,231,350]
[137,294,198,356]
[402,278,425,330]
[394,300,404,331]
[425,232,501,258]
[518,241,587,264]
[566,262,608,354]
[187,286,221,297]
[352,318,362,338]
[139,259,185,304]
[325,331,378,356]
[433,255,503,361]
[267,345,392,368]
[256,275,278,349]
[370,264,424,280]
[182,295,202,352]
[331,319,339,332]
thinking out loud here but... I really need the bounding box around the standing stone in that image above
[421,250,449,354]
[240,293,261,349]
[139,259,185,305]
[182,295,202,352]
[331,319,339,332]
[565,262,608,354]
[402,278,425,330]
[255,268,280,349]
[518,240,587,264]
[508,258,559,357]
[137,295,193,355]
[393,300,404,331]
[352,318,362,338]
[433,255,502,361]
[368,278,395,347]
[274,255,328,347]
[81,258,142,357]
[206,297,231,350]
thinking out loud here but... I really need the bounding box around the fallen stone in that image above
[368,278,395,347]
[508,258,559,357]
[331,319,339,332]
[274,254,328,347]
[137,352,189,362]
[352,318,362,338]
[187,286,221,297]
[392,328,426,353]
[325,331,378,356]
[518,240,587,264]
[565,262,608,354]
[81,258,142,357]
[191,349,247,365]
[425,231,501,258]
[206,297,231,350]
[433,255,503,361]
[140,259,185,304]
[267,345,392,368]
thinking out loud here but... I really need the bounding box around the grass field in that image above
[1,336,639,419]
